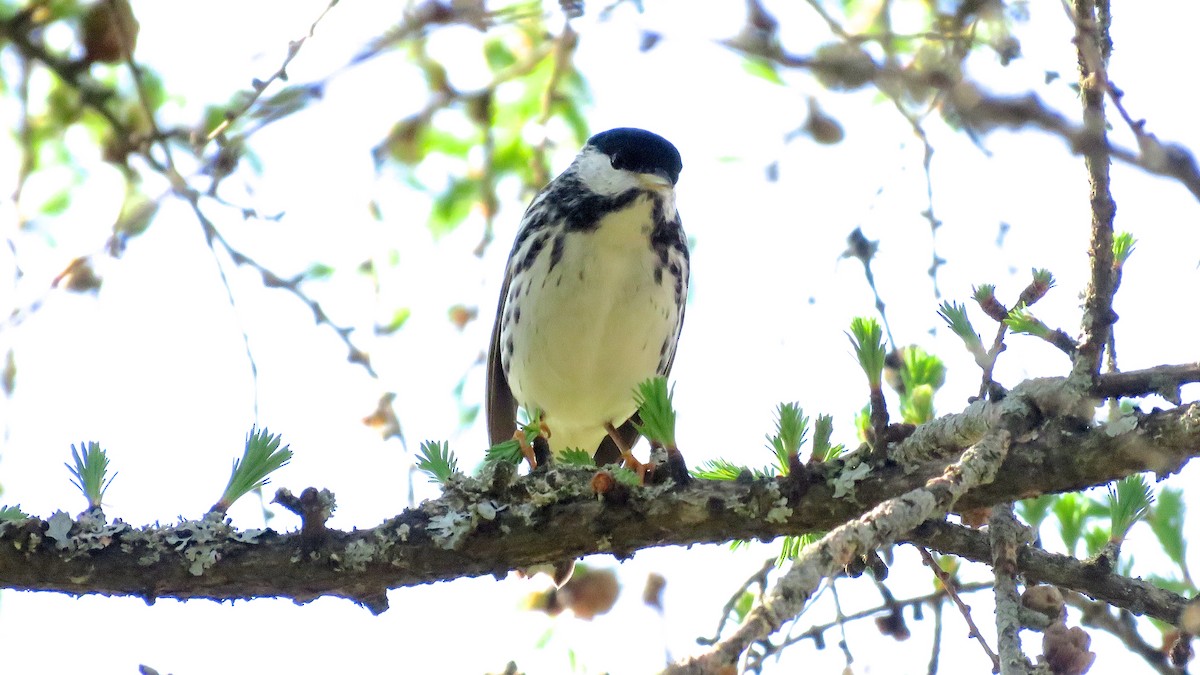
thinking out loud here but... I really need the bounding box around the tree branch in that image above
[1069,0,1118,383]
[908,521,1189,628]
[0,372,1196,627]
[670,428,1014,673]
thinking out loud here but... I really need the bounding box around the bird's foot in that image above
[514,429,537,470]
[604,421,650,483]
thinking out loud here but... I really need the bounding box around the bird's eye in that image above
[609,151,623,170]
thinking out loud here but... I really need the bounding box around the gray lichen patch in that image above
[336,539,377,572]
[830,459,872,499]
[158,512,243,576]
[39,509,131,557]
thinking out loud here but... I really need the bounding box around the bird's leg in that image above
[604,422,648,481]
[513,428,537,470]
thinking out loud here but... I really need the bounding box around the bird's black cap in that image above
[587,127,683,185]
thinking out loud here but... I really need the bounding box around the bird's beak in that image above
[638,171,674,192]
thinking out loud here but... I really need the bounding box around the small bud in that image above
[803,98,844,145]
[1021,585,1065,621]
[1017,268,1055,307]
[642,572,666,612]
[1041,623,1096,675]
[590,471,615,495]
[82,0,139,64]
[973,284,1008,322]
[813,43,876,91]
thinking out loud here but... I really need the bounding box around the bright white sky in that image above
[1,1,1198,673]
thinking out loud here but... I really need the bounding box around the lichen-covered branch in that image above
[991,503,1033,674]
[0,370,1196,619]
[908,521,1190,628]
[669,429,1012,674]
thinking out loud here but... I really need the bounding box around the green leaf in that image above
[777,532,823,565]
[1146,487,1187,568]
[485,439,524,465]
[66,441,116,510]
[732,591,755,623]
[1052,492,1095,556]
[632,377,677,448]
[378,307,412,335]
[423,127,476,159]
[306,263,335,280]
[1083,525,1109,557]
[900,383,935,425]
[1112,232,1136,266]
[1004,303,1050,338]
[938,301,986,360]
[214,428,292,513]
[1108,474,1153,544]
[899,346,946,392]
[691,458,774,481]
[1016,494,1056,531]
[429,177,479,238]
[853,405,870,443]
[766,402,807,474]
[810,414,843,462]
[415,440,458,484]
[40,189,72,217]
[847,317,886,388]
[483,39,518,71]
[742,56,785,85]
[558,448,595,467]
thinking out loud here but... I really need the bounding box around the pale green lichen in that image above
[164,513,234,576]
[427,510,473,549]
[39,509,129,556]
[474,500,505,521]
[831,459,872,499]
[45,511,73,550]
[1104,412,1138,437]
[338,539,375,572]
[229,528,265,544]
[765,497,793,524]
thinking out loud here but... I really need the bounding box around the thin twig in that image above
[917,545,1000,672]
[778,581,992,656]
[697,557,775,646]
[927,597,944,675]
[201,0,340,147]
[829,581,856,670]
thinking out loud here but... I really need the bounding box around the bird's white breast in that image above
[502,195,684,454]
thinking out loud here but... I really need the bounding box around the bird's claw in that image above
[514,429,537,470]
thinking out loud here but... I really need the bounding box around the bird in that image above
[485,127,689,479]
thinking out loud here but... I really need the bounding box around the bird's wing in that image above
[486,266,519,447]
[658,213,689,379]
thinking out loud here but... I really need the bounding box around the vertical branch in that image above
[1069,0,1117,383]
[990,503,1030,674]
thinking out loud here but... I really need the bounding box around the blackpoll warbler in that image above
[486,128,689,478]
